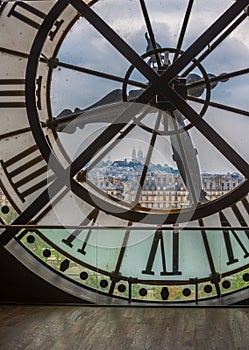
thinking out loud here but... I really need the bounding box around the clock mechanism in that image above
[1,0,249,305]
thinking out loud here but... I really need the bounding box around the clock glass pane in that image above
[1,0,249,305]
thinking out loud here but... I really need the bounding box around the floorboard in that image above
[0,306,248,350]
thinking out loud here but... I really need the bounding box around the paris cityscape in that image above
[80,145,244,209]
[0,146,244,209]
[0,144,243,211]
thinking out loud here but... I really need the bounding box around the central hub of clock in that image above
[122,45,217,127]
[154,74,187,113]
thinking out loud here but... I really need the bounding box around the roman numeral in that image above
[108,222,132,295]
[0,79,25,108]
[8,2,46,29]
[0,77,45,110]
[35,76,42,111]
[1,145,55,202]
[198,218,221,296]
[62,208,99,254]
[142,229,182,276]
[219,211,249,265]
[241,197,249,215]
[7,2,63,40]
[232,203,249,234]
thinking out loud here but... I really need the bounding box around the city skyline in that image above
[85,154,243,209]
[85,142,244,176]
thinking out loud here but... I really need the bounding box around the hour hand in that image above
[53,88,145,134]
[54,89,124,133]
[55,102,128,134]
[187,72,229,97]
[168,111,208,204]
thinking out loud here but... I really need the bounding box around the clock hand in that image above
[163,83,249,179]
[186,72,229,98]
[168,111,207,204]
[55,102,129,134]
[54,67,225,134]
[55,91,206,206]
[54,88,145,134]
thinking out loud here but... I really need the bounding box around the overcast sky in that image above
[50,0,249,175]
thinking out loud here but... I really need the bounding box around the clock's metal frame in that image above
[1,0,249,305]
[24,0,249,224]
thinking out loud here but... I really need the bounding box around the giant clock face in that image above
[1,0,249,304]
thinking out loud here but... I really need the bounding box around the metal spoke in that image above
[50,59,147,90]
[70,0,159,86]
[162,1,249,83]
[139,0,162,67]
[182,12,247,77]
[187,95,249,118]
[173,0,194,62]
[219,67,249,81]
[163,84,249,179]
[133,112,162,206]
